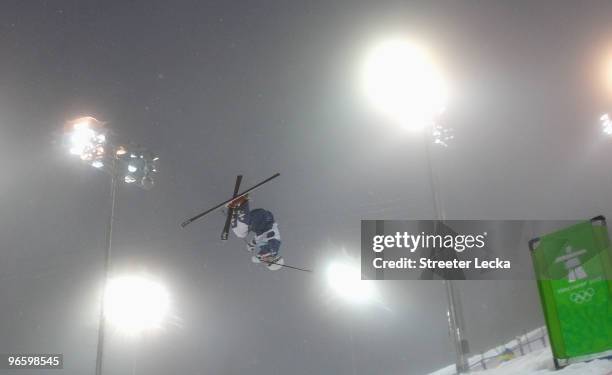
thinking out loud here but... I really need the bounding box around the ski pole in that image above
[261,259,313,273]
[241,239,312,273]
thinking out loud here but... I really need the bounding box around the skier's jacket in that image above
[232,202,281,256]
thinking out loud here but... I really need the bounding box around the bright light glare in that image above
[66,117,106,160]
[361,38,447,130]
[91,161,104,169]
[327,261,375,304]
[69,123,96,157]
[127,164,137,172]
[606,56,612,95]
[104,275,170,335]
[432,123,454,147]
[601,113,612,136]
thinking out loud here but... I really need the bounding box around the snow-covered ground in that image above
[429,327,612,375]
[471,348,612,375]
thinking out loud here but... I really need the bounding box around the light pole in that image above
[360,38,469,373]
[64,116,159,375]
[424,123,469,373]
[95,173,117,375]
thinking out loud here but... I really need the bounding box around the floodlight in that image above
[103,275,170,335]
[327,260,376,304]
[69,126,95,157]
[64,117,158,189]
[115,146,127,156]
[65,116,108,161]
[432,123,454,147]
[360,38,447,130]
[601,113,612,135]
[120,147,158,190]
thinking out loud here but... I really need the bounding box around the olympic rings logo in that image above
[569,288,595,304]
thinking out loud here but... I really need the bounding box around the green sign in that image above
[529,216,612,368]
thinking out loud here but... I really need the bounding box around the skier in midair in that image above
[227,195,284,270]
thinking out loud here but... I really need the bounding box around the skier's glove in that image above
[245,239,256,253]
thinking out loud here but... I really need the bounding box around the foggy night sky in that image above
[2,1,612,374]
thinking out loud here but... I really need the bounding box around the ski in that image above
[240,239,312,273]
[181,172,280,228]
[220,175,242,240]
[262,260,313,273]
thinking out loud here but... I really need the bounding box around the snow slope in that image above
[429,327,612,375]
[472,348,612,375]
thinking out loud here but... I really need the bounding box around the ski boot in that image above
[252,251,284,271]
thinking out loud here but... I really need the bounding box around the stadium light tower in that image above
[359,38,468,373]
[63,116,159,375]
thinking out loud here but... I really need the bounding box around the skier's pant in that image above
[255,238,281,257]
